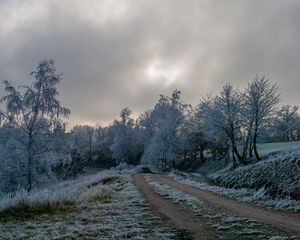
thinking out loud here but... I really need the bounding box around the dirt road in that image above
[133,173,300,238]
[133,174,214,239]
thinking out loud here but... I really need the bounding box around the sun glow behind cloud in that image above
[146,60,183,86]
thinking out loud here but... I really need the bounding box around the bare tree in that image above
[110,107,135,165]
[141,90,190,171]
[64,149,86,179]
[86,126,95,162]
[0,59,70,191]
[71,125,95,162]
[204,84,246,166]
[245,76,280,160]
[273,105,299,141]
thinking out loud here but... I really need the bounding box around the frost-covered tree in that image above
[199,84,245,167]
[110,107,138,165]
[94,125,115,167]
[244,76,280,160]
[196,97,230,161]
[50,121,70,154]
[136,110,154,146]
[0,59,70,191]
[86,126,95,162]
[64,149,86,179]
[0,127,26,193]
[71,125,95,162]
[189,106,209,161]
[176,121,198,169]
[199,78,280,165]
[141,90,189,171]
[135,110,155,156]
[272,105,300,141]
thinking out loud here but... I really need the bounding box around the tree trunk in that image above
[249,142,253,158]
[231,135,246,164]
[89,141,93,163]
[253,129,261,161]
[242,124,253,160]
[232,148,238,168]
[199,145,204,161]
[27,132,33,192]
[229,122,245,164]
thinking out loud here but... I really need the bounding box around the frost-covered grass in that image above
[0,170,118,215]
[210,150,300,209]
[0,172,180,239]
[170,170,300,212]
[180,148,300,212]
[145,175,293,240]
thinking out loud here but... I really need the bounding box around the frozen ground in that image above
[0,172,179,240]
[145,175,297,240]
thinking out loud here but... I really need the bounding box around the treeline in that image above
[78,78,300,170]
[1,60,300,193]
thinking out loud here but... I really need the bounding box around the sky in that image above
[0,0,299,127]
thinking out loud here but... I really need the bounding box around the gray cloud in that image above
[0,0,299,127]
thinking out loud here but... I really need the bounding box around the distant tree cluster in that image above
[197,77,280,166]
[85,76,299,171]
[1,60,300,194]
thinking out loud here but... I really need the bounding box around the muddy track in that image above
[152,174,300,235]
[132,174,214,239]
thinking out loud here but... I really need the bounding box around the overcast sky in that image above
[0,0,299,127]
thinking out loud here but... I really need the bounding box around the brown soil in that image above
[132,174,214,239]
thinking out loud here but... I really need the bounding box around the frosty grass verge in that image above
[0,170,118,212]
